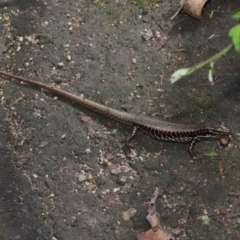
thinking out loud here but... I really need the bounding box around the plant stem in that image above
[187,43,233,75]
[170,43,233,83]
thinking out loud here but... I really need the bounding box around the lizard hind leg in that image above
[188,138,201,160]
[125,126,138,147]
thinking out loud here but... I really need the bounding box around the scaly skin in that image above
[0,70,231,158]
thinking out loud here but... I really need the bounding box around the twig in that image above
[171,169,191,183]
[227,212,240,218]
[170,0,186,20]
[218,160,224,182]
[217,217,229,227]
[228,192,240,197]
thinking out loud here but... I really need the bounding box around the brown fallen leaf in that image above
[137,188,174,240]
[182,0,208,19]
[138,228,173,240]
[170,0,208,20]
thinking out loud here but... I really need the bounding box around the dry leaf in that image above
[138,228,173,240]
[137,188,175,240]
[182,0,208,19]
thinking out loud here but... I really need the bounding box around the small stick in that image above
[228,192,240,197]
[170,0,186,20]
[227,212,240,218]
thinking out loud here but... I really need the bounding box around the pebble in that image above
[53,78,63,84]
[117,176,127,186]
[57,62,64,68]
[66,55,71,61]
[202,215,209,221]
[106,153,114,160]
[102,189,111,194]
[96,176,106,186]
[88,173,93,180]
[39,141,49,148]
[113,187,120,193]
[18,196,24,202]
[77,172,88,182]
[155,31,161,39]
[85,148,91,154]
[110,167,121,175]
[141,28,153,41]
[122,208,137,221]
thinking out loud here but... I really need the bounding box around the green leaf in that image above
[229,25,240,51]
[232,11,240,19]
[203,217,211,226]
[204,151,218,158]
[209,10,214,19]
[3,13,9,22]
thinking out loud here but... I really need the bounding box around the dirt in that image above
[0,0,240,239]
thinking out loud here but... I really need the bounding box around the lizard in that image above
[0,70,231,158]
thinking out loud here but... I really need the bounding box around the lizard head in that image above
[206,122,231,145]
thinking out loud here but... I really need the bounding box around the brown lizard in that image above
[0,70,231,158]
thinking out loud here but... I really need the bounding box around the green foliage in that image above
[203,217,211,226]
[169,44,232,84]
[228,11,240,51]
[232,11,240,19]
[204,151,218,159]
[207,10,214,19]
[2,13,9,22]
[229,25,240,51]
[137,0,145,9]
[170,11,240,84]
